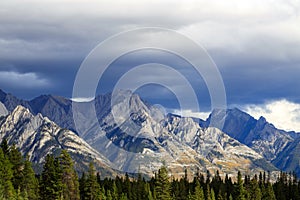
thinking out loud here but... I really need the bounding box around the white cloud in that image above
[243,99,300,132]
[71,97,94,102]
[0,71,49,88]
[171,109,210,120]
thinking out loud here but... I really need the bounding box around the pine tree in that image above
[100,187,106,200]
[249,175,261,200]
[80,172,87,199]
[40,154,63,199]
[106,190,112,200]
[236,171,246,200]
[119,193,128,200]
[111,181,118,200]
[205,184,212,200]
[155,164,172,200]
[0,138,10,156]
[262,182,276,200]
[58,150,80,200]
[21,157,39,200]
[85,162,101,200]
[148,188,154,200]
[9,144,24,191]
[193,179,204,200]
[0,148,15,199]
[211,188,216,200]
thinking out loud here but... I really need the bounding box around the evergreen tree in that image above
[211,171,222,198]
[123,173,132,199]
[106,190,112,200]
[248,175,261,200]
[101,187,106,200]
[58,150,80,200]
[9,144,24,191]
[0,148,15,199]
[155,164,172,200]
[40,154,63,199]
[205,184,212,200]
[111,181,118,200]
[235,171,246,200]
[262,182,276,200]
[211,188,216,200]
[136,173,147,200]
[224,174,233,200]
[119,193,128,200]
[0,138,10,156]
[80,172,87,200]
[193,179,204,200]
[21,157,39,200]
[85,162,101,200]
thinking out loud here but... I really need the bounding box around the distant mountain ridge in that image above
[0,89,299,177]
[0,103,116,176]
[205,108,300,175]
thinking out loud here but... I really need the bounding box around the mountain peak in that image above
[0,103,116,175]
[258,116,267,123]
[12,105,31,114]
[9,105,33,124]
[0,102,8,117]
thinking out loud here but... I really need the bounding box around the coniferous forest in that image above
[1,140,300,200]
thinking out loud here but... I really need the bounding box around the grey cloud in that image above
[0,0,299,109]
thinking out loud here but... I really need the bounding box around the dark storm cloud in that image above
[0,0,300,110]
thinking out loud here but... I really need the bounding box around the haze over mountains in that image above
[0,88,299,178]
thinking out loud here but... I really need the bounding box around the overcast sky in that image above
[1,0,300,131]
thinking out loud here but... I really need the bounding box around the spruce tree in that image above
[193,179,204,200]
[21,157,39,200]
[40,154,63,199]
[9,144,24,191]
[205,184,212,200]
[236,171,246,200]
[80,172,87,199]
[211,188,216,200]
[106,190,112,200]
[262,182,276,200]
[249,175,261,200]
[0,138,10,156]
[58,150,80,200]
[111,181,118,200]
[85,162,101,200]
[0,148,15,199]
[155,165,172,200]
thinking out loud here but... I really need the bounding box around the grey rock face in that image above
[0,105,115,176]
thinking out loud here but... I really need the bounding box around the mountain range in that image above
[0,89,299,178]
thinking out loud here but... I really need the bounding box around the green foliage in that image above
[40,154,63,199]
[84,162,101,200]
[1,142,300,200]
[155,164,172,200]
[0,148,15,199]
[0,138,10,156]
[235,171,247,200]
[248,175,261,200]
[58,150,80,200]
[193,179,205,200]
[21,157,39,200]
[9,144,24,191]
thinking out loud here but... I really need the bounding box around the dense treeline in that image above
[1,139,300,200]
